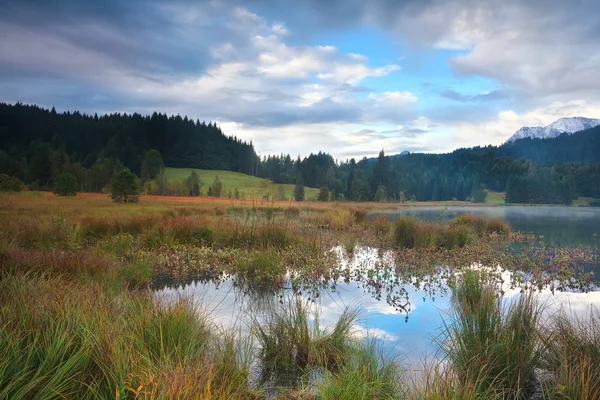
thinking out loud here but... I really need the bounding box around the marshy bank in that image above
[1,193,599,398]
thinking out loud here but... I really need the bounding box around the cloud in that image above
[441,89,507,103]
[0,0,416,159]
[444,100,600,149]
[3,0,599,157]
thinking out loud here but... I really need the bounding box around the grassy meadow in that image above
[164,168,320,200]
[0,191,598,399]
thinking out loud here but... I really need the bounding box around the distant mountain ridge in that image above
[506,117,600,143]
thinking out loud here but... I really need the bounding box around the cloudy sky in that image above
[1,0,600,159]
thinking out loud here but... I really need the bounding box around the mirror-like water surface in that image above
[157,204,600,368]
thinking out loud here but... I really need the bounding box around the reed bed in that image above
[0,192,597,399]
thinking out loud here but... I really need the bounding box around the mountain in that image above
[506,117,600,143]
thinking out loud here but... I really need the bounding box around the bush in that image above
[53,172,78,196]
[0,174,26,192]
[111,169,140,203]
[284,207,300,217]
[371,215,390,235]
[485,218,511,235]
[441,270,541,398]
[393,218,417,248]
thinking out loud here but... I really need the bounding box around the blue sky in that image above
[1,0,599,159]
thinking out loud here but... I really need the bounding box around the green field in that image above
[486,190,506,205]
[164,167,320,200]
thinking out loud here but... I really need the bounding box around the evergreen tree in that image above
[210,176,223,197]
[374,185,387,202]
[318,185,329,202]
[140,160,150,184]
[53,172,78,196]
[294,183,305,201]
[111,169,140,203]
[184,170,202,196]
[143,150,164,179]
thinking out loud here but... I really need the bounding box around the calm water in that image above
[156,206,600,367]
[375,205,600,247]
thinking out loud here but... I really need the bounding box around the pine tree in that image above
[294,183,305,201]
[111,169,140,203]
[374,185,387,202]
[318,185,329,202]
[53,172,78,196]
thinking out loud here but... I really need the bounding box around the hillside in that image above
[164,168,319,200]
[0,102,257,189]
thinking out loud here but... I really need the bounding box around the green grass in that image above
[164,167,319,200]
[253,299,359,384]
[486,190,506,205]
[573,196,600,206]
[440,270,541,399]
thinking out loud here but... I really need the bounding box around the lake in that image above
[156,206,600,370]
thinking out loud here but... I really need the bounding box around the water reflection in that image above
[155,244,600,368]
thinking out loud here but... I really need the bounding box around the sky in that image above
[1,0,600,160]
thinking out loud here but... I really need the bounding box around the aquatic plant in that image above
[540,306,600,399]
[439,270,541,399]
[317,341,404,400]
[254,299,359,384]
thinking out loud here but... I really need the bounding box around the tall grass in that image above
[0,273,256,399]
[540,306,600,399]
[317,341,405,400]
[439,270,541,399]
[392,217,476,250]
[254,299,359,384]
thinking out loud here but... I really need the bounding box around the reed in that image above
[540,306,600,399]
[317,341,404,400]
[439,270,541,399]
[253,299,359,383]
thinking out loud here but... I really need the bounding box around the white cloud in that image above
[446,100,600,149]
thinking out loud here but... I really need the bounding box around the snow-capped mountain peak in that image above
[505,117,600,143]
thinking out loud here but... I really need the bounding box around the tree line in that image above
[2,102,600,205]
[0,102,257,191]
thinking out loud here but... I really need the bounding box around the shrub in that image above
[394,218,417,248]
[284,207,300,217]
[371,215,390,235]
[0,174,26,192]
[351,208,368,224]
[485,218,511,236]
[416,222,438,249]
[111,169,140,203]
[450,214,486,233]
[53,172,78,196]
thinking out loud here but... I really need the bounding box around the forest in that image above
[1,102,600,204]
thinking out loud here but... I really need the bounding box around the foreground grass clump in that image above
[440,270,541,399]
[254,299,359,383]
[0,274,256,399]
[541,306,600,399]
[317,341,404,400]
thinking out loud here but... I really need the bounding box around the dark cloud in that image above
[441,89,506,103]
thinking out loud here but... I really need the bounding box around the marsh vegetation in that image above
[0,192,598,399]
